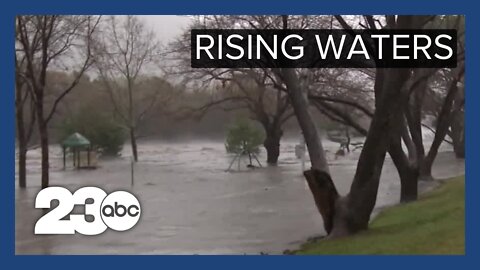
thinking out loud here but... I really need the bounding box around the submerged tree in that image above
[169,16,328,165]
[15,48,37,188]
[225,118,265,166]
[282,15,419,236]
[167,14,463,236]
[15,15,101,188]
[307,15,464,203]
[94,15,163,162]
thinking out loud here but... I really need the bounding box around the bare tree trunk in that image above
[17,141,27,188]
[450,113,465,158]
[408,71,427,159]
[398,163,419,203]
[450,90,465,158]
[16,93,27,188]
[418,160,433,181]
[282,68,339,234]
[281,15,414,237]
[33,82,50,188]
[407,109,431,182]
[408,77,431,182]
[401,119,417,161]
[287,66,410,236]
[263,127,282,165]
[421,69,463,181]
[283,70,329,172]
[389,141,418,203]
[303,169,339,234]
[38,118,49,188]
[130,127,138,162]
[393,116,419,202]
[330,67,411,236]
[15,58,34,188]
[264,136,281,164]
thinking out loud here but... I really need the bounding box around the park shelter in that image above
[61,132,96,169]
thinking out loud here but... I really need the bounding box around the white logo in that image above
[34,187,141,235]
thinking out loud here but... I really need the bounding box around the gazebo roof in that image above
[62,132,91,148]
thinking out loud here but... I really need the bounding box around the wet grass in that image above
[294,176,465,255]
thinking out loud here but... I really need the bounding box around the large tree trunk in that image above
[283,71,329,172]
[282,15,413,237]
[389,141,418,203]
[286,65,410,237]
[394,115,419,202]
[421,68,463,181]
[282,68,339,234]
[407,73,427,162]
[130,127,138,162]
[303,169,339,234]
[263,128,283,165]
[399,165,419,203]
[418,160,433,182]
[331,66,410,236]
[284,70,339,235]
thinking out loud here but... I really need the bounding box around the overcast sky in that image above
[138,15,193,44]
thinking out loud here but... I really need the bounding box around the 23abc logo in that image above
[34,187,141,235]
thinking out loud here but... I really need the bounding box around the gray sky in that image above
[138,15,192,44]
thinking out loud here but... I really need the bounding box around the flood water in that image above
[15,139,464,254]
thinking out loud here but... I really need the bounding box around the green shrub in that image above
[225,118,264,155]
[59,107,126,156]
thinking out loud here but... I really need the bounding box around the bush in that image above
[225,118,264,156]
[59,107,126,156]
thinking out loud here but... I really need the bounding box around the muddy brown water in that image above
[15,139,464,254]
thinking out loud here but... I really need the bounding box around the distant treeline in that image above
[17,71,356,145]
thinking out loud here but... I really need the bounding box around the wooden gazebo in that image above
[61,132,96,169]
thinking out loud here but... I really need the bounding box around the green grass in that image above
[295,176,465,255]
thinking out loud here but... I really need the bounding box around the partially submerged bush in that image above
[225,118,264,156]
[59,106,126,156]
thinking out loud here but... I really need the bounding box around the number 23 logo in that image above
[35,187,141,235]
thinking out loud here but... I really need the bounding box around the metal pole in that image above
[253,154,262,167]
[237,152,242,171]
[226,154,238,172]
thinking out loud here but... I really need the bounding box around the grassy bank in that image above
[295,176,465,255]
